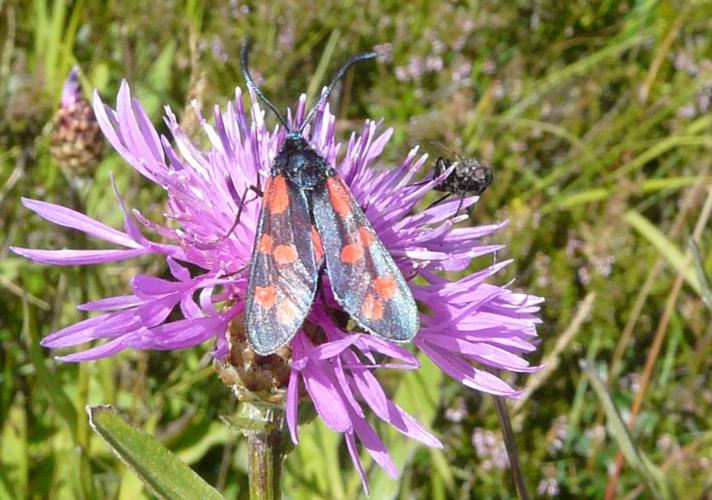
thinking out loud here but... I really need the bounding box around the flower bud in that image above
[49,67,104,175]
[216,313,292,407]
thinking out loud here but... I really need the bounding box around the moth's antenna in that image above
[241,39,289,129]
[299,51,380,133]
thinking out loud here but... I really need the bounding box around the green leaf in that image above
[580,361,671,500]
[624,210,699,293]
[22,297,79,439]
[87,405,224,500]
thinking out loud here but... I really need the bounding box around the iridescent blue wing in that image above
[245,175,321,355]
[312,175,419,341]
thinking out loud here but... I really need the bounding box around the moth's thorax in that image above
[272,132,331,189]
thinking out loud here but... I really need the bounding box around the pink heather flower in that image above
[13,80,542,491]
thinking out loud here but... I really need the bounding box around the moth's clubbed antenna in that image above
[241,38,379,134]
[240,39,289,129]
[299,51,380,132]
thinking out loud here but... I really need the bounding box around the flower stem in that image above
[487,368,530,500]
[248,426,283,500]
[492,394,530,500]
[230,402,285,500]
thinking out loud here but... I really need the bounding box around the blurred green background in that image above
[2,0,712,498]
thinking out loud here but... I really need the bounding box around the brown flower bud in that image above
[49,67,104,176]
[215,313,293,407]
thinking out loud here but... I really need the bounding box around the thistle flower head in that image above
[13,79,542,490]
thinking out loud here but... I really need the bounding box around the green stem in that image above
[228,402,284,500]
[492,394,530,500]
[68,176,97,499]
[487,367,530,500]
[248,425,283,500]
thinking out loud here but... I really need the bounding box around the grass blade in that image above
[580,361,670,500]
[88,405,224,500]
[689,239,712,313]
[22,296,78,438]
[306,29,341,106]
[624,210,699,293]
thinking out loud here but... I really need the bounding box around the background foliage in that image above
[2,0,712,498]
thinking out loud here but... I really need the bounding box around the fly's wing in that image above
[312,175,419,341]
[245,175,321,355]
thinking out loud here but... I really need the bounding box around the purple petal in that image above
[135,296,178,328]
[142,316,224,350]
[180,293,201,319]
[424,334,536,372]
[418,342,519,397]
[355,336,420,367]
[11,247,151,266]
[78,295,142,311]
[312,335,361,360]
[386,401,442,448]
[93,90,157,182]
[21,198,141,248]
[352,414,398,478]
[132,274,179,297]
[302,363,352,433]
[117,82,159,170]
[168,257,191,282]
[42,311,141,347]
[286,369,300,444]
[333,358,365,418]
[61,66,81,107]
[345,433,369,495]
[350,364,389,419]
[130,95,164,165]
[111,176,149,244]
[56,336,131,362]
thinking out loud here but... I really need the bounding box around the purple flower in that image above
[13,81,542,490]
[60,66,82,107]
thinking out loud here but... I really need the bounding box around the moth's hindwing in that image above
[245,175,321,354]
[312,175,419,341]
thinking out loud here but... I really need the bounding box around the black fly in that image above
[428,152,493,217]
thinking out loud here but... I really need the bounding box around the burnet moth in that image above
[241,40,419,355]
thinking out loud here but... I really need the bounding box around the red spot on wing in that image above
[268,176,289,214]
[341,242,364,264]
[359,226,376,247]
[257,234,273,254]
[361,293,384,321]
[327,177,352,216]
[273,244,298,265]
[255,286,276,308]
[374,275,397,299]
[312,226,324,263]
[276,300,298,325]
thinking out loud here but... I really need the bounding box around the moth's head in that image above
[286,130,304,142]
